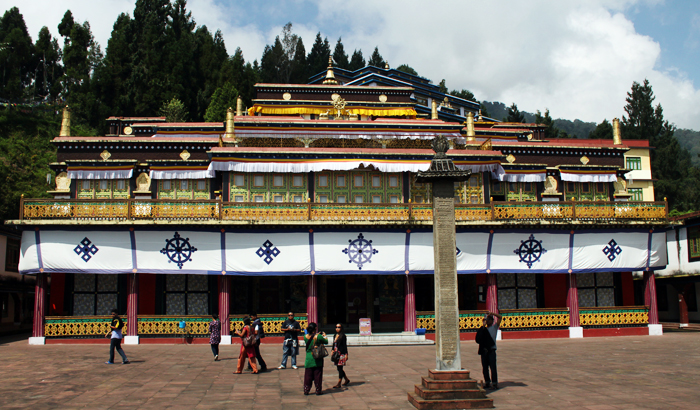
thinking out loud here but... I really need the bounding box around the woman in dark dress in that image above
[209,314,221,361]
[332,323,350,388]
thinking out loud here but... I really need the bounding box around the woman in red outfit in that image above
[234,316,258,374]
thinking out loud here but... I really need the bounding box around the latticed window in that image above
[628,188,643,201]
[626,157,642,170]
[72,274,120,316]
[577,272,616,307]
[78,179,129,199]
[497,273,540,309]
[688,226,700,261]
[163,275,210,315]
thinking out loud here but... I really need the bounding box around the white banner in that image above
[134,230,222,274]
[408,232,489,273]
[313,231,406,274]
[225,232,311,274]
[572,231,664,272]
[490,232,570,273]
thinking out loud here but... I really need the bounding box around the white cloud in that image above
[6,0,700,129]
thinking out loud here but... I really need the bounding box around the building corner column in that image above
[124,273,139,345]
[403,275,416,333]
[644,271,662,336]
[29,272,47,345]
[485,273,500,340]
[567,273,583,338]
[219,275,232,345]
[307,275,318,325]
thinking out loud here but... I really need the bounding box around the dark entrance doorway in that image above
[326,277,347,325]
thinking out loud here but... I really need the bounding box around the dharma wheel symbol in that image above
[513,234,547,269]
[161,232,198,269]
[343,233,378,270]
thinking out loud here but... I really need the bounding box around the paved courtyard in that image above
[1,332,699,409]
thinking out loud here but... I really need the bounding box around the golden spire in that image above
[431,99,438,120]
[612,117,622,145]
[59,105,71,137]
[323,57,339,85]
[224,107,235,138]
[466,112,476,141]
[236,96,243,116]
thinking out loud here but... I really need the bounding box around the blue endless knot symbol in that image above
[256,240,281,265]
[603,239,623,262]
[513,234,547,269]
[343,233,378,270]
[74,237,99,262]
[160,232,197,269]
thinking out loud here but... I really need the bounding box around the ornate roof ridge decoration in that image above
[254,83,415,91]
[415,135,472,182]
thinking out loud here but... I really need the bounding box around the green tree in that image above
[204,82,238,122]
[505,103,525,123]
[437,79,447,94]
[368,46,385,67]
[396,64,417,76]
[348,49,365,70]
[621,79,659,140]
[260,36,285,83]
[0,7,35,100]
[307,33,330,77]
[332,37,349,69]
[534,109,567,138]
[588,119,613,140]
[289,39,307,83]
[159,97,188,122]
[34,26,63,101]
[450,89,475,102]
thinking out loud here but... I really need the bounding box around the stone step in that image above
[422,377,479,390]
[428,369,471,380]
[408,393,494,409]
[414,384,485,400]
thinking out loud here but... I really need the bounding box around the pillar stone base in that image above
[569,327,583,338]
[28,337,45,345]
[124,336,139,345]
[648,324,663,336]
[408,370,493,409]
[221,335,232,345]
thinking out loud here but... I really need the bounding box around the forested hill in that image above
[481,101,597,139]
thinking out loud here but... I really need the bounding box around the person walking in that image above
[331,323,350,388]
[234,316,258,374]
[475,311,502,390]
[104,309,129,364]
[209,314,221,361]
[303,322,328,395]
[250,313,267,372]
[278,312,301,370]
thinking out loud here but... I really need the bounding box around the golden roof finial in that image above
[466,112,476,141]
[612,117,622,145]
[323,56,339,85]
[224,107,235,139]
[236,96,243,116]
[59,105,71,137]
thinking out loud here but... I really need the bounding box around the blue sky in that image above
[6,0,700,130]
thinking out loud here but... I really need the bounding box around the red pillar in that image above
[32,272,47,338]
[567,273,580,327]
[404,275,416,332]
[218,275,231,336]
[307,275,318,325]
[126,273,139,337]
[644,271,659,325]
[485,273,498,313]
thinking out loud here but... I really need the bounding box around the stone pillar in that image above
[29,273,47,345]
[307,275,318,325]
[404,275,416,332]
[432,180,461,371]
[567,273,583,338]
[219,275,232,344]
[124,273,139,344]
[644,271,662,335]
[485,273,498,314]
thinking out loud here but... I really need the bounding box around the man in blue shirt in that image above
[105,309,129,364]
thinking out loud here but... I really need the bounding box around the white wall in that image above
[657,227,700,276]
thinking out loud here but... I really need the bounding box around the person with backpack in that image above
[302,322,328,395]
[475,311,502,390]
[104,309,129,365]
[234,316,258,374]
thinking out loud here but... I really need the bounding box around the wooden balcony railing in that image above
[19,197,668,223]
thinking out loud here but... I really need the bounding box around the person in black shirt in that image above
[249,313,267,372]
[278,312,301,369]
[104,309,129,364]
[331,323,349,388]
